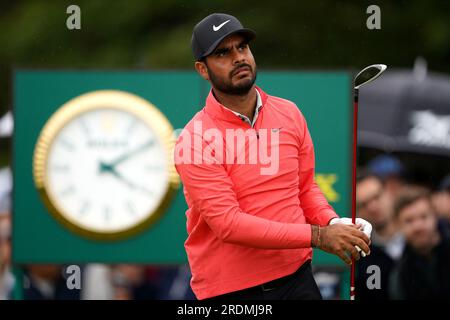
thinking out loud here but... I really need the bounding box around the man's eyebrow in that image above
[213,40,249,54]
[238,40,249,47]
[213,46,230,54]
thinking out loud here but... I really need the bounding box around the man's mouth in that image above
[233,66,251,77]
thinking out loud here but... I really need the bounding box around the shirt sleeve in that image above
[175,130,312,249]
[298,113,339,226]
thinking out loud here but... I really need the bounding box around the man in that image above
[0,211,13,300]
[0,167,13,300]
[175,13,372,300]
[23,265,81,300]
[354,169,404,300]
[367,154,405,202]
[389,188,450,299]
[432,174,450,229]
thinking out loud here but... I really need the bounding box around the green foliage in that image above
[0,0,449,115]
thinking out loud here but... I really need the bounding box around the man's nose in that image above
[411,219,424,231]
[232,48,246,65]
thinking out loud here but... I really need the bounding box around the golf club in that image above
[350,64,387,300]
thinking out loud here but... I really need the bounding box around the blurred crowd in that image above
[355,155,450,300]
[1,154,450,300]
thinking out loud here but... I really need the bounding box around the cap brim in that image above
[200,28,256,60]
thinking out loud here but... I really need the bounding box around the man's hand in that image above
[312,224,371,265]
[329,217,372,257]
[329,217,372,237]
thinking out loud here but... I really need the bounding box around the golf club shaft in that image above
[350,88,359,300]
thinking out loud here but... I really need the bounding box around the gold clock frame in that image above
[33,90,180,241]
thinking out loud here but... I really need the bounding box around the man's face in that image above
[195,33,257,95]
[397,197,438,251]
[432,190,450,219]
[356,176,390,229]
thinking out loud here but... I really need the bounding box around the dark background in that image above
[1,0,449,117]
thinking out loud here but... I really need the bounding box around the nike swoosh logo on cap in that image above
[213,20,230,31]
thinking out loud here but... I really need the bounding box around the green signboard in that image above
[13,70,351,266]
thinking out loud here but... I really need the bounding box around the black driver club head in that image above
[354,64,387,90]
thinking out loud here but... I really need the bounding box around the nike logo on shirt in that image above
[213,20,230,31]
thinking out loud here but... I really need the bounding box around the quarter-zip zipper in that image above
[254,104,263,140]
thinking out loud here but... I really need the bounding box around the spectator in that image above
[367,154,406,224]
[0,166,14,300]
[431,174,450,228]
[156,265,196,300]
[0,167,11,214]
[355,169,404,300]
[23,264,80,300]
[389,188,450,299]
[110,265,159,300]
[0,212,13,300]
[367,154,406,200]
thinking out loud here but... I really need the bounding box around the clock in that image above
[33,90,179,241]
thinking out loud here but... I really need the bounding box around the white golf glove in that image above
[329,217,372,257]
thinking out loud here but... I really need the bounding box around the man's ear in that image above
[194,61,209,81]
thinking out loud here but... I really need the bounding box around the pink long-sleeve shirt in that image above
[174,86,338,299]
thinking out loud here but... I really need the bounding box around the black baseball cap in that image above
[191,13,256,61]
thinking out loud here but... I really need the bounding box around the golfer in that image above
[175,13,372,300]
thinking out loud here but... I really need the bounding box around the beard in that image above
[207,63,257,96]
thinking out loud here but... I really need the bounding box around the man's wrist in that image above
[311,225,321,248]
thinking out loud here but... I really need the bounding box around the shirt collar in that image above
[205,86,267,126]
[227,89,262,127]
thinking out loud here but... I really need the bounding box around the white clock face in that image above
[45,108,169,234]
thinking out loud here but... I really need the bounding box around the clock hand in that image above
[99,161,154,196]
[99,161,114,174]
[99,161,133,187]
[106,139,155,169]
